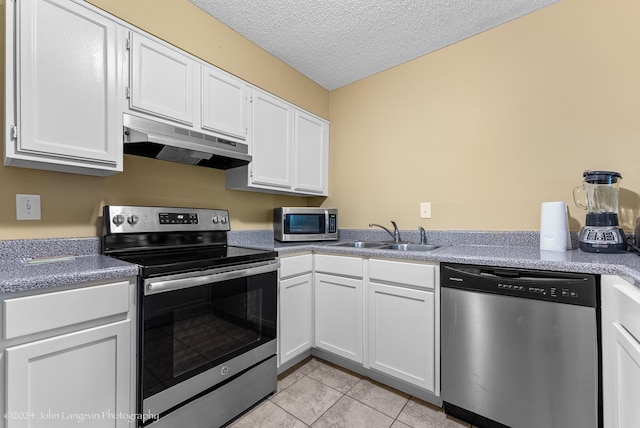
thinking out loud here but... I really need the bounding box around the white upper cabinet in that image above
[4,0,124,175]
[294,110,329,194]
[128,32,199,126]
[201,65,248,140]
[128,32,250,144]
[250,88,294,188]
[226,88,329,196]
[5,0,327,181]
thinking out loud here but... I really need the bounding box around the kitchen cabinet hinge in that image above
[125,86,130,99]
[10,124,17,141]
[125,37,130,51]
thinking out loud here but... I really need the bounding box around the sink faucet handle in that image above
[418,226,427,245]
[390,221,401,243]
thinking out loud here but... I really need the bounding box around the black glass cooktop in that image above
[111,245,277,278]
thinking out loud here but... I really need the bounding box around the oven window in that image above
[284,214,325,234]
[141,271,276,399]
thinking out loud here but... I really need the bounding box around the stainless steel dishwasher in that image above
[440,263,601,428]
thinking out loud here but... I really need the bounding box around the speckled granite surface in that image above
[0,238,139,294]
[271,229,640,286]
[3,230,640,294]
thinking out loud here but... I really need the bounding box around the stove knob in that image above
[112,214,125,226]
[221,216,228,224]
[127,215,139,225]
[212,216,219,224]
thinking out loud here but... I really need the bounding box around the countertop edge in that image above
[276,243,640,286]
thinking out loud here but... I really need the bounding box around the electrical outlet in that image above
[420,202,431,219]
[16,194,41,220]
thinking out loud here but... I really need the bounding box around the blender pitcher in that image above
[573,170,627,253]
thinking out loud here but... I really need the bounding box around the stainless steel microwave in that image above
[274,207,338,242]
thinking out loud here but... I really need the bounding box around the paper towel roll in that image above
[540,201,571,252]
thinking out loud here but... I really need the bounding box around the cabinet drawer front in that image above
[369,259,435,289]
[315,254,362,278]
[280,254,313,279]
[4,281,130,340]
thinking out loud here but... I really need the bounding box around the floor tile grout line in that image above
[273,357,453,428]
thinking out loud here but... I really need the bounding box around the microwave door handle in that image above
[145,260,280,295]
[325,209,329,236]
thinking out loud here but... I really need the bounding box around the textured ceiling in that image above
[189,0,559,90]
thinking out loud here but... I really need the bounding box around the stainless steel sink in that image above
[330,241,387,248]
[379,243,442,252]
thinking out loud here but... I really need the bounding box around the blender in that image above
[573,170,627,253]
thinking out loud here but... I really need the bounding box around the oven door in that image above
[139,259,279,422]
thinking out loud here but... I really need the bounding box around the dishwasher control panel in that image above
[442,263,598,307]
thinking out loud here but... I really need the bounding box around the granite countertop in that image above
[0,238,139,294]
[0,255,139,294]
[272,229,640,286]
[3,230,640,294]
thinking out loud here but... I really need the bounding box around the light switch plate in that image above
[420,202,431,219]
[16,194,41,220]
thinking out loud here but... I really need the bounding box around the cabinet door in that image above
[10,0,121,171]
[5,320,131,428]
[314,273,363,363]
[610,323,640,428]
[602,276,640,428]
[129,32,198,125]
[202,65,248,140]
[250,89,293,189]
[279,273,314,366]
[294,110,328,195]
[368,282,435,391]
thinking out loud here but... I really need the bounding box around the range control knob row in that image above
[113,214,139,226]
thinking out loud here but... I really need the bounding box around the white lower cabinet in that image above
[368,259,436,392]
[279,254,314,367]
[278,253,440,398]
[1,279,136,428]
[602,275,640,428]
[6,321,131,428]
[314,254,363,363]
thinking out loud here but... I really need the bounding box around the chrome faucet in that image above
[418,226,427,245]
[369,221,401,243]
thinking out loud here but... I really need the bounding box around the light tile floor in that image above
[229,357,472,428]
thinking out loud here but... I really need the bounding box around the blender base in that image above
[578,226,627,253]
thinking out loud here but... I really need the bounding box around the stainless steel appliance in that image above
[573,170,627,253]
[274,207,338,242]
[441,263,601,428]
[102,205,279,428]
[123,113,252,169]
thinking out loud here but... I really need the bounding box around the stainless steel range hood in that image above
[123,113,251,170]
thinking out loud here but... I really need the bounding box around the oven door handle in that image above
[145,260,280,295]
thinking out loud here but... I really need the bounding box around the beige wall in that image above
[3,0,640,240]
[0,0,328,240]
[327,0,640,232]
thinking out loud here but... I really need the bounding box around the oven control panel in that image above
[104,205,231,233]
[159,212,199,225]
